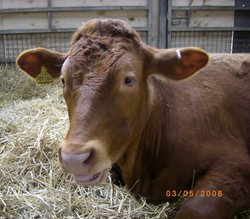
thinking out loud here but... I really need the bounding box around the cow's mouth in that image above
[73,171,104,186]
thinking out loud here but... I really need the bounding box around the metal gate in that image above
[0,0,154,64]
[159,0,250,52]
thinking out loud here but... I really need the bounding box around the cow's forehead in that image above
[64,19,143,84]
[68,36,137,79]
[70,18,141,45]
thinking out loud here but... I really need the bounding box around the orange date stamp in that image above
[166,190,223,198]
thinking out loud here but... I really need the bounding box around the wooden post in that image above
[159,0,168,48]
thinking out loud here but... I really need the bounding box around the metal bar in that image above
[158,0,168,48]
[0,29,76,34]
[47,0,52,30]
[172,16,189,20]
[172,6,250,11]
[1,35,6,64]
[171,27,250,31]
[0,27,149,35]
[0,6,148,13]
[147,0,152,45]
[167,0,172,48]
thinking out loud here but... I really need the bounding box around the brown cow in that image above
[16,19,250,219]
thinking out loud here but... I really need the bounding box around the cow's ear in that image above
[16,47,66,81]
[151,47,209,80]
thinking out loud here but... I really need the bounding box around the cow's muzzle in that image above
[59,140,111,186]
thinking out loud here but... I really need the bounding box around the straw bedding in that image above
[0,67,249,219]
[0,67,176,218]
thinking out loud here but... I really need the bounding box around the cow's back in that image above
[169,53,250,148]
[197,54,250,148]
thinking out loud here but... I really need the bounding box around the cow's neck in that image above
[139,76,174,177]
[117,76,175,195]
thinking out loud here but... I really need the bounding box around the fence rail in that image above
[164,0,250,53]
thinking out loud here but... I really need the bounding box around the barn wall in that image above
[0,1,148,31]
[233,0,250,52]
[169,0,236,52]
[0,0,157,64]
[0,0,249,64]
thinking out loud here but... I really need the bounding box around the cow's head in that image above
[17,19,209,186]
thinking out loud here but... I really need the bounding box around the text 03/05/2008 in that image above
[166,190,223,198]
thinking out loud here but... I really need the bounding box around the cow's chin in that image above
[72,169,108,186]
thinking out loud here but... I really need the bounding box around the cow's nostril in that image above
[61,151,91,162]
[60,150,91,173]
[83,150,92,165]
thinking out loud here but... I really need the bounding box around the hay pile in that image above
[1,67,249,219]
[0,66,175,218]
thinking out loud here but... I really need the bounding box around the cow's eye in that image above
[124,76,135,86]
[61,78,65,85]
